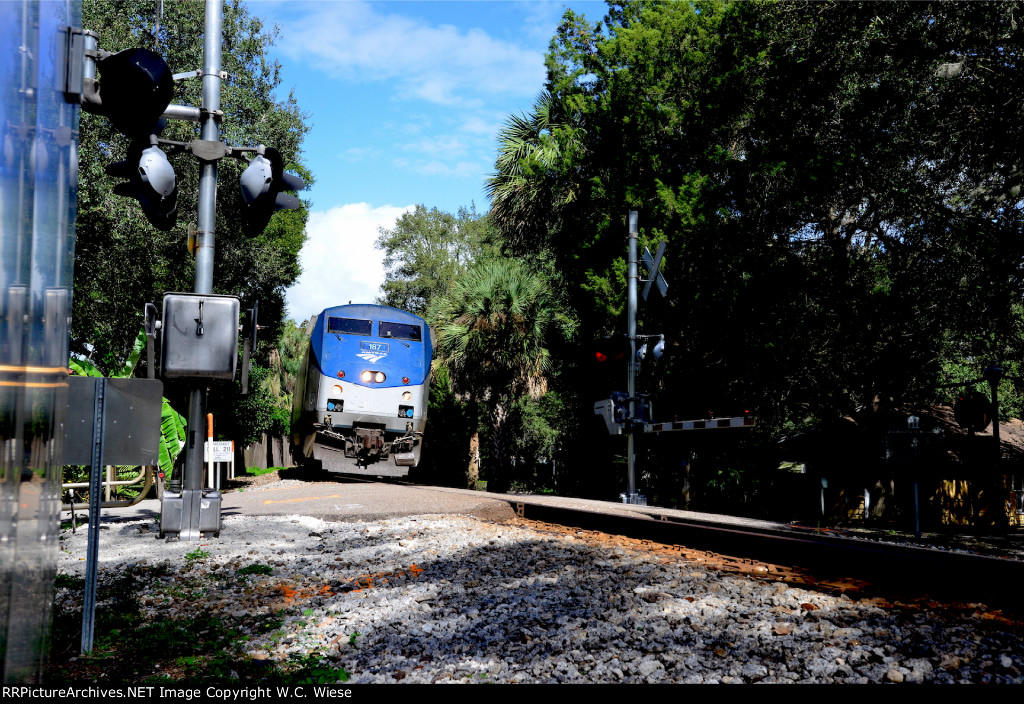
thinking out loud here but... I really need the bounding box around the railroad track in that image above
[499,498,1024,615]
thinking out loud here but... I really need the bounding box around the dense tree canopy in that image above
[375,205,496,316]
[492,0,1024,435]
[74,0,311,375]
[429,258,574,491]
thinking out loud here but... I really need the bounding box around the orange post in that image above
[207,412,214,487]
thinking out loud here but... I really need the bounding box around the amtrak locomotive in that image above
[291,304,432,476]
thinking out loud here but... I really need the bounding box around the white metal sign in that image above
[204,440,234,462]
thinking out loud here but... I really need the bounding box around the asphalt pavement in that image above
[61,478,519,529]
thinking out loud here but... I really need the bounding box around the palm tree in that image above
[430,259,574,492]
[486,92,585,255]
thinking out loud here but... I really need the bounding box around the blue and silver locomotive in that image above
[291,304,432,476]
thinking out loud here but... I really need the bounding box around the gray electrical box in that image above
[160,488,222,538]
[161,293,239,379]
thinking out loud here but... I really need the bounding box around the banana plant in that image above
[68,327,186,479]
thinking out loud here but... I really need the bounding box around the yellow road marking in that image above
[262,494,343,504]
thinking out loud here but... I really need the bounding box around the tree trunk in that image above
[466,430,480,490]
[489,401,511,493]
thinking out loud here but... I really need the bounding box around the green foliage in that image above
[47,563,353,683]
[158,399,187,477]
[276,318,311,396]
[184,548,209,562]
[246,466,282,477]
[430,259,575,491]
[419,366,474,485]
[370,202,574,491]
[286,655,350,684]
[228,365,277,446]
[375,204,498,315]
[54,573,84,590]
[236,564,273,576]
[226,319,307,447]
[470,0,1024,508]
[487,91,585,259]
[505,392,563,492]
[495,0,1024,438]
[431,259,574,400]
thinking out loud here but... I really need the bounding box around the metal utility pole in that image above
[626,211,639,501]
[179,0,222,540]
[597,213,749,503]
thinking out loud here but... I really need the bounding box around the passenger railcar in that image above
[291,304,432,476]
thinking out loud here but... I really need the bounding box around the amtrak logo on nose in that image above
[358,341,390,363]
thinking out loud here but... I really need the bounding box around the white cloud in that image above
[462,114,500,136]
[273,1,545,107]
[398,134,470,158]
[391,156,486,179]
[340,146,381,162]
[285,202,414,321]
[516,0,604,43]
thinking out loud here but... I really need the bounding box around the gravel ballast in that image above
[54,500,1024,684]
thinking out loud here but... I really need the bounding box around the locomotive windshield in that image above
[327,317,372,335]
[379,321,422,342]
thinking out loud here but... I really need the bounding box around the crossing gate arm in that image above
[643,416,754,433]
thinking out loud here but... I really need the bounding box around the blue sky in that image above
[245,0,606,321]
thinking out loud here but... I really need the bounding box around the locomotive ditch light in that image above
[402,391,412,401]
[331,385,343,395]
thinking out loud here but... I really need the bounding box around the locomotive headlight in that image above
[332,385,343,395]
[402,391,412,401]
[360,370,372,383]
[374,371,386,383]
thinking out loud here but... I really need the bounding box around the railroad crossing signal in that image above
[105,138,178,231]
[636,334,665,362]
[239,146,306,236]
[93,47,175,137]
[641,240,668,301]
[84,45,180,229]
[594,395,751,436]
[619,211,750,504]
[591,335,630,365]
